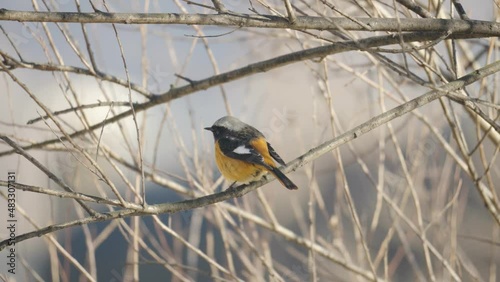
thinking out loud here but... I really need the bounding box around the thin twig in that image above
[107,7,147,206]
[452,0,470,20]
[396,0,434,18]
[0,51,153,97]
[0,32,476,158]
[182,0,217,11]
[282,0,296,23]
[0,135,97,216]
[210,0,228,13]
[319,0,372,30]
[184,27,240,38]
[27,101,131,125]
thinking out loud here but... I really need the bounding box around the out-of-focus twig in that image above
[283,0,296,23]
[1,10,498,35]
[396,0,434,18]
[210,0,228,13]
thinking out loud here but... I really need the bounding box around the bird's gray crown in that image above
[212,116,248,131]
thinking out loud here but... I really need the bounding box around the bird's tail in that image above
[269,167,298,190]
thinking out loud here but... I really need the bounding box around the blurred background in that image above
[0,0,499,281]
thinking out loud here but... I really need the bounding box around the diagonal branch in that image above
[0,31,466,158]
[3,58,499,253]
[0,180,128,207]
[0,135,97,215]
[210,0,228,13]
[0,51,152,98]
[396,0,434,18]
[26,101,132,125]
[282,0,296,23]
[452,0,470,20]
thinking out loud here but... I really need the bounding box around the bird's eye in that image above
[213,126,224,135]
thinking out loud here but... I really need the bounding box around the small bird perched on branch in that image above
[205,116,298,190]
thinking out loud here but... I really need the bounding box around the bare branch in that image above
[282,0,296,23]
[0,31,483,158]
[0,180,126,207]
[0,135,97,215]
[452,0,470,20]
[210,0,228,13]
[0,51,152,97]
[27,101,132,125]
[396,0,434,18]
[0,10,498,36]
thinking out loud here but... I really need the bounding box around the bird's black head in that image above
[204,125,227,140]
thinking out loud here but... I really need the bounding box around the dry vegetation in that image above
[0,0,499,281]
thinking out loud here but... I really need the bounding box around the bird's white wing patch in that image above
[233,145,251,155]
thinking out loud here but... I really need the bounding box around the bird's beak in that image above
[204,126,213,131]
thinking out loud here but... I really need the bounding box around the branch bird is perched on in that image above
[205,116,298,190]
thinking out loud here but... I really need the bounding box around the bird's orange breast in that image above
[214,141,267,183]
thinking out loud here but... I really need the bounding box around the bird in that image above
[205,116,298,190]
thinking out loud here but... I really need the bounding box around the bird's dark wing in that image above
[218,137,271,169]
[267,142,286,166]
